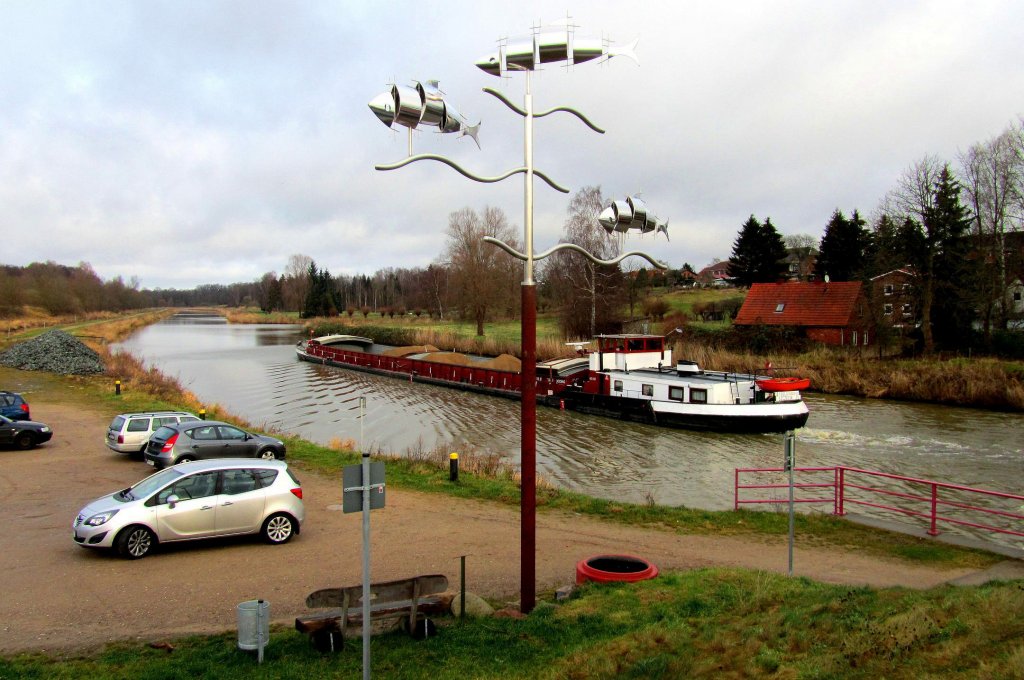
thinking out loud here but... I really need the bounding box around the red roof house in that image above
[734,281,872,346]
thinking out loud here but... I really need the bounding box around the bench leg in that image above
[405,614,437,640]
[310,628,344,653]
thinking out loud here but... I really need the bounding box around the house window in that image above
[884,284,893,295]
[902,283,911,294]
[775,303,785,313]
[642,384,654,397]
[902,303,912,316]
[853,331,858,345]
[863,330,869,346]
[883,303,893,316]
[613,380,623,392]
[1014,291,1022,302]
[689,388,707,404]
[669,386,684,401]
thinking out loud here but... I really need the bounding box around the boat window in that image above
[613,380,623,392]
[689,388,707,404]
[628,339,644,351]
[642,384,653,397]
[669,386,684,401]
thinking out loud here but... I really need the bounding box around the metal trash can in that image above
[237,599,270,660]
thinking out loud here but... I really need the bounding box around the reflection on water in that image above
[114,315,1024,525]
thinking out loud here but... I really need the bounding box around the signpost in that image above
[784,430,796,577]
[342,396,385,680]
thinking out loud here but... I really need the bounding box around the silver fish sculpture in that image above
[475,26,638,77]
[368,80,481,148]
[599,195,669,241]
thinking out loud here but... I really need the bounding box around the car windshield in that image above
[109,416,125,430]
[130,467,185,499]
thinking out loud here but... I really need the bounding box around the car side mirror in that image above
[166,494,180,508]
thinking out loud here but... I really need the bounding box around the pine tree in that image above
[927,167,975,349]
[728,215,764,287]
[756,217,789,283]
[817,209,869,281]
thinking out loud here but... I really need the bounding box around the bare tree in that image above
[281,254,313,312]
[444,206,519,336]
[959,122,1024,336]
[542,186,625,339]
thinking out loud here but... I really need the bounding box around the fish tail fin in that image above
[611,36,640,66]
[657,219,669,242]
[462,122,481,149]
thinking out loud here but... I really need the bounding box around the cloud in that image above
[1,0,1022,288]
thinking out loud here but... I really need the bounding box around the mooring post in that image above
[449,452,459,482]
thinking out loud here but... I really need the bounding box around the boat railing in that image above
[734,465,1024,541]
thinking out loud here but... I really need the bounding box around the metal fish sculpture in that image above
[598,195,669,241]
[475,26,639,77]
[368,80,481,148]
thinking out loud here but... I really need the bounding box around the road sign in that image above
[343,462,386,513]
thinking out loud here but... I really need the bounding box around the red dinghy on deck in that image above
[755,377,811,392]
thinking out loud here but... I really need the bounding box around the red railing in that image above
[735,466,1024,540]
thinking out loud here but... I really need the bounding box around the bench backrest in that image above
[306,574,448,609]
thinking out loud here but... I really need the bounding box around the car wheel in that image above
[14,432,35,450]
[116,525,155,559]
[175,455,196,464]
[262,513,295,544]
[258,448,277,460]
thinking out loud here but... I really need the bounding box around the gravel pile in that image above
[0,329,106,375]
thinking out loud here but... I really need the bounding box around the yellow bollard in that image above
[114,380,121,396]
[449,452,459,482]
[199,407,206,420]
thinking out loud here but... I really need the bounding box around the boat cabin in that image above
[589,334,672,373]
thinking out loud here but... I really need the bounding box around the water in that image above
[114,314,1024,519]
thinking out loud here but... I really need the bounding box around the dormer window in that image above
[775,303,785,313]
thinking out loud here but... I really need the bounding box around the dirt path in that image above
[0,398,979,654]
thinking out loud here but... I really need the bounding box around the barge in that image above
[296,333,809,433]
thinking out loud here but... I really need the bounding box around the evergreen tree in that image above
[728,215,764,287]
[755,218,789,283]
[816,209,869,281]
[927,167,975,349]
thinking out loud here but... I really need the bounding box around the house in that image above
[733,281,872,346]
[783,247,817,281]
[870,267,917,327]
[697,261,732,287]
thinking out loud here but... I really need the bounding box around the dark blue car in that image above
[0,391,31,421]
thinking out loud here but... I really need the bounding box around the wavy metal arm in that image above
[484,237,668,269]
[375,154,569,194]
[483,88,605,134]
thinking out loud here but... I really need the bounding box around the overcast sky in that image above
[2,1,1022,290]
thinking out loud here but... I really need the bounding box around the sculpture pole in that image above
[520,68,537,613]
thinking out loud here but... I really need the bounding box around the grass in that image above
[2,569,1023,678]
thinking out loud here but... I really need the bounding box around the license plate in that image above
[146,459,155,466]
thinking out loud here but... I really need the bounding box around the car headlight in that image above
[85,510,119,526]
[40,427,51,433]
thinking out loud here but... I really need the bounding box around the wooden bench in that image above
[295,574,451,651]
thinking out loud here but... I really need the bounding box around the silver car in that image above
[72,459,304,559]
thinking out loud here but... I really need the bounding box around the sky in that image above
[2,1,1022,290]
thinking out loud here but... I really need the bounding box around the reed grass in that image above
[674,340,1024,410]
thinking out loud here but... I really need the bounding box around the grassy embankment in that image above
[2,567,1023,678]
[1,312,1021,676]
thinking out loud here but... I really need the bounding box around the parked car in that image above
[144,420,286,469]
[106,411,202,456]
[0,414,53,449]
[0,391,31,421]
[72,459,304,559]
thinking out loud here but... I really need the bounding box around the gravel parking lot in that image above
[0,396,977,654]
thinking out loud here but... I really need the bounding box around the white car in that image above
[73,459,304,559]
[105,411,200,455]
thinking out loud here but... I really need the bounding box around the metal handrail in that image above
[734,465,1024,540]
